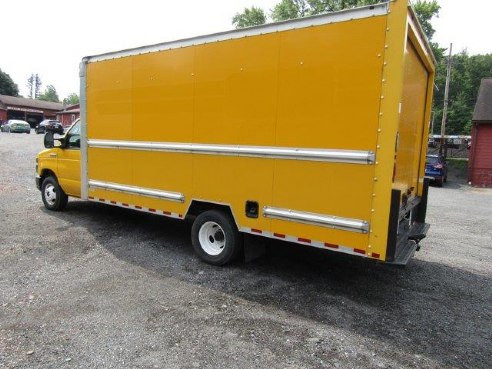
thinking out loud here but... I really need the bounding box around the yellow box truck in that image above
[36,0,435,265]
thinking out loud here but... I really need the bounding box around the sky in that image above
[1,0,491,100]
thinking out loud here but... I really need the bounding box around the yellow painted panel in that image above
[275,17,386,150]
[87,58,132,140]
[88,147,132,184]
[132,151,191,193]
[394,41,428,196]
[132,48,194,142]
[270,160,373,248]
[270,219,369,249]
[193,34,279,146]
[192,155,273,231]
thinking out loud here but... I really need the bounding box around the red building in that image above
[468,78,492,187]
[56,103,80,127]
[0,95,63,128]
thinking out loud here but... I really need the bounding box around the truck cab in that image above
[36,120,81,210]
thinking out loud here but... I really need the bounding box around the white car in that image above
[3,119,31,133]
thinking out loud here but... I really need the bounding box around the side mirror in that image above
[44,131,54,148]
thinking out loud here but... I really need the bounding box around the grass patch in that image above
[447,157,468,171]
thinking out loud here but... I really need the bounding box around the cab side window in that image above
[66,121,81,149]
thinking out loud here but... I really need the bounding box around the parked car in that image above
[3,119,31,134]
[425,154,448,187]
[0,121,9,132]
[35,120,64,135]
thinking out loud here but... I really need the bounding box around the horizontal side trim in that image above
[263,206,369,234]
[239,227,376,259]
[88,180,185,203]
[88,140,375,165]
[88,197,183,219]
[87,3,388,63]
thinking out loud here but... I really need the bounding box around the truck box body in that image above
[49,0,434,264]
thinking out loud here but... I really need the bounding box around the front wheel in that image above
[41,176,68,211]
[191,210,242,265]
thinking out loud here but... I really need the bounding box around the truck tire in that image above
[191,210,242,265]
[41,176,68,211]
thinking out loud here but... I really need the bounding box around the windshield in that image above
[68,120,80,135]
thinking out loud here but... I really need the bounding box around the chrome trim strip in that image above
[88,140,375,164]
[87,3,388,63]
[263,206,369,233]
[79,58,89,200]
[88,180,185,203]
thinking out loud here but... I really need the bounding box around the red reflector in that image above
[273,233,285,238]
[354,248,366,255]
[110,200,116,204]
[163,211,171,215]
[122,203,129,207]
[298,237,311,243]
[135,205,142,209]
[324,243,339,249]
[149,208,156,212]
[251,228,262,234]
[178,214,183,218]
[372,252,380,258]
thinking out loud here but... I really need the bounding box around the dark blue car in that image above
[425,154,448,187]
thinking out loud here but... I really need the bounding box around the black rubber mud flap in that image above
[386,189,401,262]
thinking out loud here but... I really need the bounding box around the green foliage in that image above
[412,0,440,39]
[433,52,492,135]
[63,93,79,105]
[271,0,308,21]
[38,85,60,103]
[232,6,267,28]
[0,69,19,96]
[271,0,382,21]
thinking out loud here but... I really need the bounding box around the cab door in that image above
[57,121,81,197]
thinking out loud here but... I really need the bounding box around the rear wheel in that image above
[191,210,242,265]
[41,176,68,211]
[435,177,443,187]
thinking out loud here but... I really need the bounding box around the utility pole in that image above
[439,43,452,157]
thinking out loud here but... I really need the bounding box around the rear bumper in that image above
[387,222,430,265]
[386,177,431,265]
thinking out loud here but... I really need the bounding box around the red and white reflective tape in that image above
[88,196,183,220]
[240,227,380,259]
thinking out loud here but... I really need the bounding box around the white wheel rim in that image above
[198,221,226,256]
[44,183,57,205]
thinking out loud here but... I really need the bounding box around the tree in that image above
[412,0,440,40]
[38,85,60,102]
[232,6,267,28]
[63,93,79,105]
[27,73,42,99]
[271,0,383,21]
[0,69,19,96]
[271,0,309,21]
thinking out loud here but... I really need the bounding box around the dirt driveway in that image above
[1,133,491,368]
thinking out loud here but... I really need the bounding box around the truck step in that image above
[389,240,418,266]
[409,222,430,242]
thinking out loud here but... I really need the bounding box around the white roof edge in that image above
[85,2,389,63]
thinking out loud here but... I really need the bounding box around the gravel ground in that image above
[0,132,491,369]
